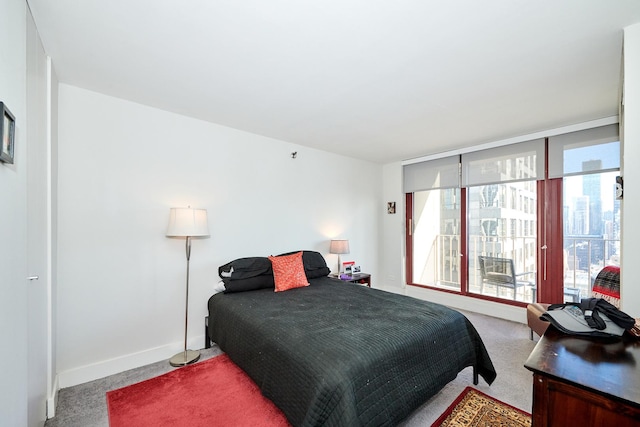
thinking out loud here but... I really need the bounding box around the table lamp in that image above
[330,239,350,274]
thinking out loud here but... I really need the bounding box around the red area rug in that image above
[106,354,291,427]
[431,386,530,427]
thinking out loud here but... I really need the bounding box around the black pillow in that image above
[305,266,330,279]
[277,250,330,279]
[277,250,329,270]
[222,275,275,293]
[218,257,273,280]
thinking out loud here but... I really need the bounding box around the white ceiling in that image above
[27,0,640,163]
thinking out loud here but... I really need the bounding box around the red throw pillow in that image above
[268,251,310,292]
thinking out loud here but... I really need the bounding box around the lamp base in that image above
[169,349,201,367]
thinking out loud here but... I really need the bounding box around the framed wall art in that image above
[1,102,16,164]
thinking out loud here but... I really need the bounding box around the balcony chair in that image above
[478,256,535,301]
[526,265,621,340]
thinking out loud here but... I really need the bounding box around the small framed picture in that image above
[352,265,361,274]
[0,102,16,164]
[343,261,355,275]
[387,202,396,214]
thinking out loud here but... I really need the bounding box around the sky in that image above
[564,141,620,212]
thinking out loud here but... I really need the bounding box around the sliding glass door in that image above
[405,123,620,306]
[411,188,461,291]
[467,181,537,302]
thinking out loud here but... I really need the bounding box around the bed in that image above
[206,251,496,427]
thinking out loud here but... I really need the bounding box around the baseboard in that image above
[377,284,527,324]
[46,375,59,419]
[57,334,206,389]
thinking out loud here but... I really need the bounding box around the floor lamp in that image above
[166,207,210,367]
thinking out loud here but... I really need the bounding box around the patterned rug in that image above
[431,387,531,427]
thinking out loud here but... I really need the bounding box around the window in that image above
[467,182,537,301]
[411,188,461,290]
[549,124,620,302]
[404,123,620,306]
[462,139,543,303]
[404,156,460,290]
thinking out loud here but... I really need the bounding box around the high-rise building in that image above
[582,160,602,236]
[572,196,589,235]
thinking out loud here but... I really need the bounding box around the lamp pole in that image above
[167,207,209,367]
[170,235,200,367]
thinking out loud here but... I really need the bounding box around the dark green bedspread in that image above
[207,277,496,427]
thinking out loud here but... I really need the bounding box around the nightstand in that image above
[330,273,371,287]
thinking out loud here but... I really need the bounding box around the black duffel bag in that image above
[541,298,635,338]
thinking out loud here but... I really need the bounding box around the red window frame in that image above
[405,173,565,306]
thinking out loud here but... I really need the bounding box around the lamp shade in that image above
[330,239,350,255]
[166,207,210,237]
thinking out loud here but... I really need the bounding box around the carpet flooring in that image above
[44,310,537,427]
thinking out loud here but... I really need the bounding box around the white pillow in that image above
[212,280,226,294]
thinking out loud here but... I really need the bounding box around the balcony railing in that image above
[415,234,619,303]
[564,236,620,300]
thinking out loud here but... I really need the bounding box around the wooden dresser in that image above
[524,326,640,426]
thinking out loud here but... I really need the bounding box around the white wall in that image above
[56,84,382,386]
[381,161,405,289]
[0,0,28,424]
[621,23,640,316]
